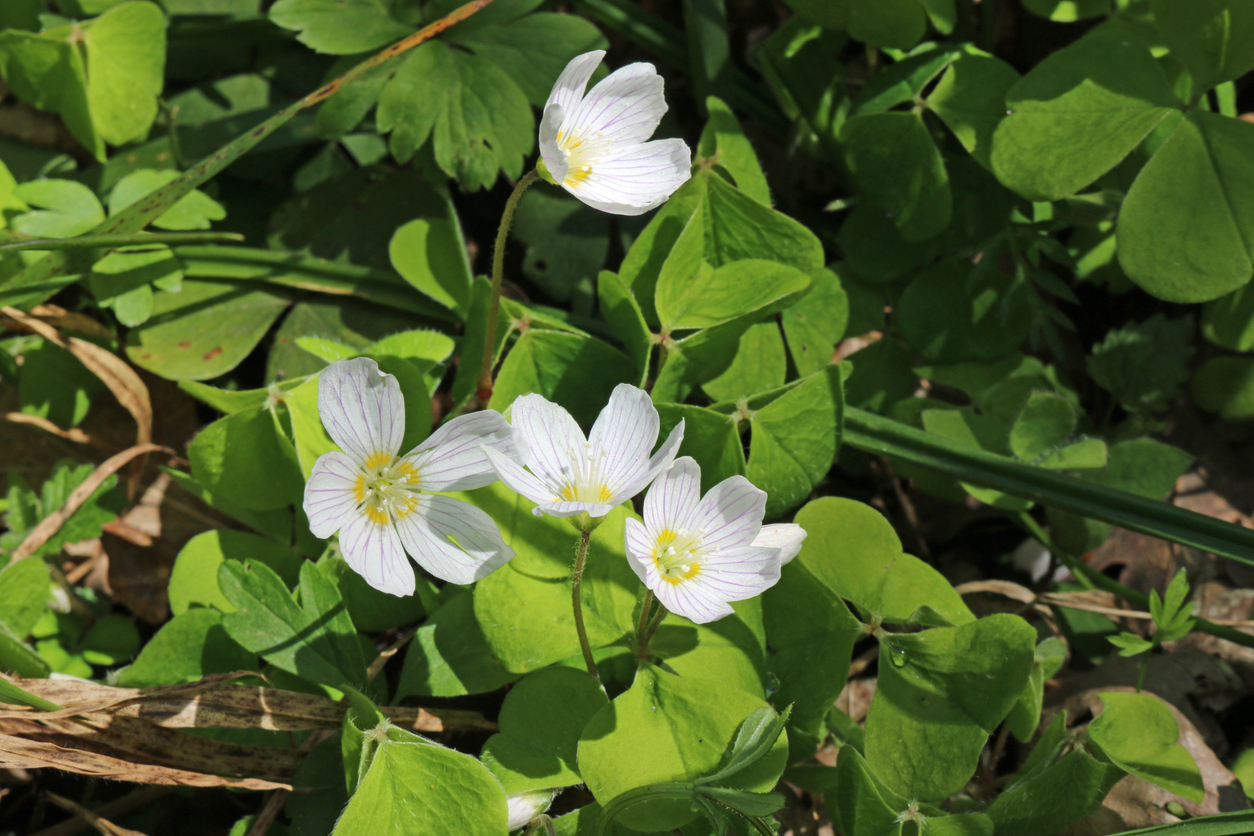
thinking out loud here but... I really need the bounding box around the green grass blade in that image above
[1111,811,1254,835]
[0,232,243,253]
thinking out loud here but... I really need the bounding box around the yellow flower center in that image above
[556,128,613,187]
[354,452,421,526]
[652,528,705,585]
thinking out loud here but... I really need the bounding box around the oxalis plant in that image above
[2,1,1254,836]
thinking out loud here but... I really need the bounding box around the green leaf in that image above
[395,590,516,699]
[661,254,812,338]
[921,408,1034,510]
[1087,314,1195,414]
[835,746,994,836]
[896,259,1031,363]
[991,28,1179,201]
[841,111,951,242]
[1005,637,1067,741]
[793,496,974,626]
[168,529,303,615]
[125,279,291,381]
[654,403,745,494]
[81,613,140,665]
[266,298,425,384]
[864,613,1037,801]
[1111,810,1254,835]
[117,608,256,687]
[331,725,509,836]
[577,666,789,833]
[1022,0,1110,21]
[782,266,848,378]
[844,0,927,49]
[481,666,608,794]
[1117,110,1254,303]
[0,31,102,160]
[839,205,939,283]
[698,704,791,786]
[746,366,843,518]
[219,559,368,693]
[648,611,767,697]
[1202,282,1254,351]
[108,169,226,232]
[89,245,181,327]
[1150,0,1254,92]
[2,462,125,557]
[0,555,50,638]
[0,622,49,678]
[387,196,473,318]
[268,0,413,54]
[82,2,167,146]
[1087,691,1205,802]
[696,96,771,205]
[11,180,105,239]
[0,675,59,711]
[178,378,306,416]
[1193,356,1254,420]
[701,322,787,404]
[15,339,102,428]
[927,51,1021,170]
[488,330,635,427]
[318,555,428,633]
[683,0,731,109]
[189,404,305,511]
[512,186,609,306]
[1009,392,1077,462]
[762,561,860,746]
[1109,631,1155,656]
[597,270,652,384]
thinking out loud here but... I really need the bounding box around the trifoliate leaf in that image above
[108,169,226,231]
[1086,314,1193,415]
[0,462,127,559]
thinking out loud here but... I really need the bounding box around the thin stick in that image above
[571,530,600,682]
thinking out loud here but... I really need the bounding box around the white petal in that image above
[532,500,614,519]
[394,495,514,585]
[694,476,766,552]
[613,418,685,502]
[404,410,526,492]
[564,139,692,216]
[623,517,654,587]
[643,456,702,534]
[510,393,586,489]
[506,789,559,832]
[483,444,556,507]
[753,524,807,565]
[303,451,362,538]
[590,383,659,495]
[339,512,414,597]
[691,545,781,604]
[652,577,734,625]
[317,357,405,466]
[540,103,569,184]
[544,50,604,127]
[570,62,666,148]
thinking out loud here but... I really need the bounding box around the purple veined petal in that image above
[753,524,807,565]
[690,545,781,604]
[394,495,514,585]
[544,50,604,127]
[506,789,559,833]
[643,456,702,535]
[563,139,692,216]
[404,410,525,493]
[532,500,614,519]
[316,357,405,467]
[339,511,415,598]
[651,574,734,625]
[623,517,654,587]
[482,445,556,507]
[569,62,667,149]
[613,418,685,502]
[693,475,767,552]
[539,103,569,184]
[589,383,659,496]
[510,393,586,489]
[303,451,362,538]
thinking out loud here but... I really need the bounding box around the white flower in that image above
[483,383,684,520]
[624,457,792,624]
[302,358,526,595]
[752,523,807,565]
[539,49,692,215]
[505,788,559,831]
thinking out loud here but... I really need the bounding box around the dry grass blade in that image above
[31,788,173,836]
[3,412,91,443]
[44,792,147,836]
[9,443,172,561]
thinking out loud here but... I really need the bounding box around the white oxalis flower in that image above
[483,383,685,520]
[625,457,806,624]
[539,49,692,215]
[302,358,526,596]
[505,788,559,831]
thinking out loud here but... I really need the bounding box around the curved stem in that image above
[478,168,541,403]
[572,529,600,682]
[642,600,669,647]
[635,588,655,653]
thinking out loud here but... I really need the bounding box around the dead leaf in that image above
[3,412,91,444]
[45,791,148,836]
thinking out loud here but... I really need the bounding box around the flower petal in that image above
[544,50,604,126]
[394,495,514,585]
[405,410,526,492]
[652,576,734,624]
[317,357,405,466]
[643,456,702,534]
[303,451,362,538]
[532,500,614,519]
[693,475,766,552]
[540,103,569,184]
[612,417,685,502]
[339,512,414,597]
[662,546,779,624]
[510,393,585,490]
[564,138,691,216]
[752,524,807,565]
[624,517,654,587]
[483,444,555,507]
[570,62,666,148]
[589,383,659,495]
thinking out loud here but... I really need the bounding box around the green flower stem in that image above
[478,168,541,404]
[572,529,600,682]
[635,588,655,651]
[642,600,669,647]
[1014,513,1254,652]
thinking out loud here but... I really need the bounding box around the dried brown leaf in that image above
[45,791,148,836]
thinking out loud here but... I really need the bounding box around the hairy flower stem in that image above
[572,529,600,682]
[635,589,656,655]
[642,601,669,647]
[478,168,541,404]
